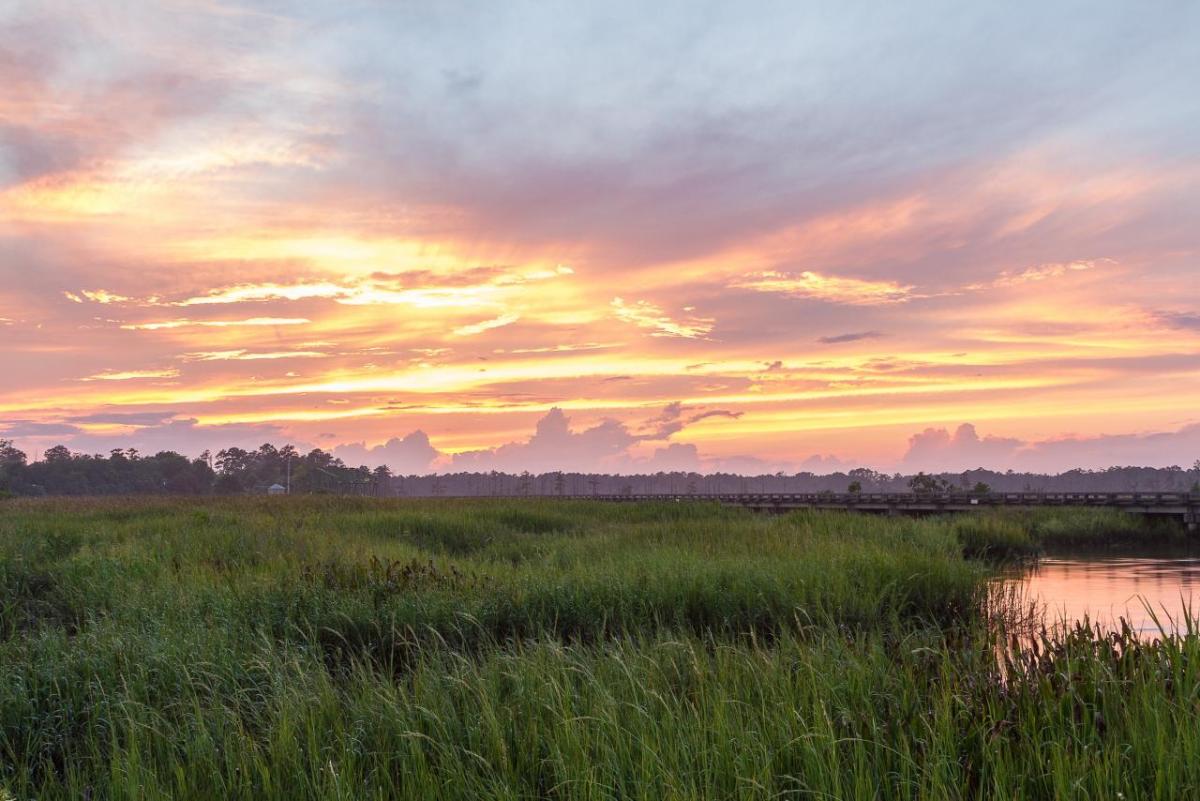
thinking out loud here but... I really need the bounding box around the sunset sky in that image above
[2,1,1199,474]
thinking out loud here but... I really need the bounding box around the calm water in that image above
[1008,551,1200,637]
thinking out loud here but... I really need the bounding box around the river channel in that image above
[1005,549,1200,637]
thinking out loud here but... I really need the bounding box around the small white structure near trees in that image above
[267,483,287,496]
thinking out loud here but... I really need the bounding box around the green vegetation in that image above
[949,507,1186,559]
[0,497,1195,799]
[1022,507,1187,548]
[946,513,1039,559]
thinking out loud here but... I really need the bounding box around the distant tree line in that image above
[1,439,1198,498]
[0,440,390,497]
[389,464,1200,497]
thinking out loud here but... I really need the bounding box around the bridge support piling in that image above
[1186,510,1198,535]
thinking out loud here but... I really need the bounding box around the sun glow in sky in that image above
[2,1,1199,474]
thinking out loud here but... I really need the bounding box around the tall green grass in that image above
[1022,507,1187,548]
[0,497,1196,799]
[945,506,1186,560]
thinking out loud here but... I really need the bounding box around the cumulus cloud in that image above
[903,424,1023,471]
[705,454,796,475]
[902,422,1200,473]
[334,431,441,473]
[1018,425,1200,473]
[328,405,755,475]
[450,408,639,473]
[321,404,756,474]
[640,443,701,473]
[798,454,860,472]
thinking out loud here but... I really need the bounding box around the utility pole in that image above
[286,455,291,495]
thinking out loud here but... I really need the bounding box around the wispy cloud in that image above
[453,313,520,337]
[73,267,576,312]
[611,298,714,339]
[496,343,621,355]
[1153,310,1200,331]
[818,331,885,344]
[116,281,498,310]
[81,289,135,304]
[966,260,1106,291]
[182,349,329,361]
[731,271,914,305]
[69,290,135,304]
[175,282,349,305]
[120,318,310,330]
[640,401,743,439]
[82,368,181,382]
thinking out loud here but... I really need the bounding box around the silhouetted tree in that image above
[908,472,941,494]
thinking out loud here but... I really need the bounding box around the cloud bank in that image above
[903,423,1200,474]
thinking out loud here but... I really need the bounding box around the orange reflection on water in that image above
[1014,555,1200,637]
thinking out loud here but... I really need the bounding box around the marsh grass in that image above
[0,497,1197,799]
[1013,507,1184,549]
[947,515,1038,560]
[941,506,1186,561]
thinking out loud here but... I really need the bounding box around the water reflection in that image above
[1007,550,1200,637]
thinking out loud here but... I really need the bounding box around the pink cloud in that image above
[902,422,1200,473]
[333,431,440,473]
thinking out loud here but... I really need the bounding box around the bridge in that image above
[569,491,1200,531]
